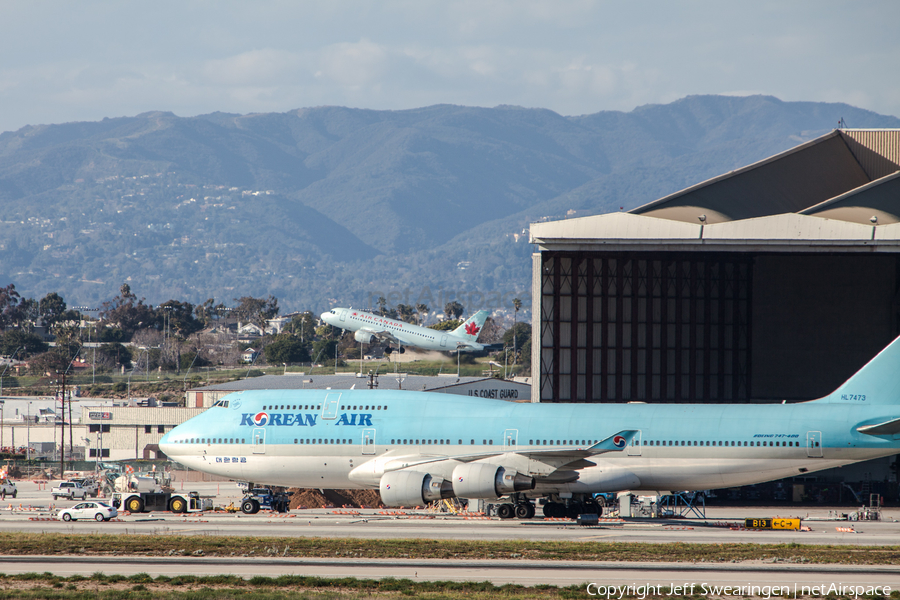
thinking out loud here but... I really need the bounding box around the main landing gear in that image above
[495,493,537,519]
[383,346,405,354]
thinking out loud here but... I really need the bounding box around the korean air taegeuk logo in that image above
[253,412,269,426]
[613,435,627,448]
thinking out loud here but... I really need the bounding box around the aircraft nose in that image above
[320,311,331,322]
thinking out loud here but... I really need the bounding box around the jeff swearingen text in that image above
[585,582,892,599]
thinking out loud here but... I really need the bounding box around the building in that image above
[530,129,900,405]
[185,374,531,408]
[529,129,900,489]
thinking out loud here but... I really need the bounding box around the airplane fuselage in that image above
[161,389,900,495]
[320,308,485,353]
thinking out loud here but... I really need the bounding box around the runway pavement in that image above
[0,555,898,589]
[1,480,898,589]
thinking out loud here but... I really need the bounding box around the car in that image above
[57,501,118,522]
[0,481,16,499]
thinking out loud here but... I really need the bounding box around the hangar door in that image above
[538,252,751,403]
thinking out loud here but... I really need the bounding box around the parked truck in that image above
[52,481,87,500]
[110,474,210,514]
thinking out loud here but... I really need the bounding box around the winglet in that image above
[587,430,639,454]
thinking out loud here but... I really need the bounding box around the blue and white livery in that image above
[161,334,900,518]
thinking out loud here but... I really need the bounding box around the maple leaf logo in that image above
[465,322,480,336]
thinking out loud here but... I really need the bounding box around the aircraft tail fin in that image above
[814,334,900,404]
[451,310,490,342]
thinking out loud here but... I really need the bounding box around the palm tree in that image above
[415,303,429,326]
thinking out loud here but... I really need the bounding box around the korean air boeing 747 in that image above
[160,335,900,518]
[320,308,489,354]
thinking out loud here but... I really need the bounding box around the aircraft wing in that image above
[380,430,639,476]
[358,327,401,344]
[857,417,900,436]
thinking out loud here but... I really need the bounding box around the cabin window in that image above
[459,439,463,444]
[353,406,357,410]
[294,439,297,444]
[489,440,493,445]
[471,439,475,445]
[529,439,533,444]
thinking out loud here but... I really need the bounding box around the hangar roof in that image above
[531,129,900,253]
[189,374,528,393]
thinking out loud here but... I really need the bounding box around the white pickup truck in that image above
[68,478,100,498]
[51,481,87,500]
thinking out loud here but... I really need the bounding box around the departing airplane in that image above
[319,308,489,354]
[160,334,900,519]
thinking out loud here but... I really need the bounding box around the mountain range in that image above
[0,95,897,316]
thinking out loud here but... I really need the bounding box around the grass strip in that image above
[0,572,896,600]
[1,532,900,564]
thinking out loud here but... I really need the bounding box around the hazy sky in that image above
[1,1,898,134]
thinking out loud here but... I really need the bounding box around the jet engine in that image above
[354,330,375,344]
[379,471,454,507]
[451,463,535,499]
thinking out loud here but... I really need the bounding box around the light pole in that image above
[26,402,31,461]
[504,347,511,380]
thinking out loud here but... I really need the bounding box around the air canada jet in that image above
[320,308,489,354]
[161,334,900,519]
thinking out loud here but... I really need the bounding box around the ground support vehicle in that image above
[110,474,210,513]
[111,490,208,513]
[51,481,87,500]
[240,487,291,514]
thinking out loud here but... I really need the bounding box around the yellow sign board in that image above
[744,518,801,530]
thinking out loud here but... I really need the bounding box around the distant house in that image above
[241,348,258,363]
[237,322,265,337]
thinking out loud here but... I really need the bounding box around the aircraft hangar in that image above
[529,129,900,405]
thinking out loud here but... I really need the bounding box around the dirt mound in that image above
[288,488,383,509]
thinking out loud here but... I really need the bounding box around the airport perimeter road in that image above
[0,555,899,589]
[2,481,896,545]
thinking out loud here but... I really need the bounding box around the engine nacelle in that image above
[451,463,535,499]
[354,330,375,344]
[379,470,454,507]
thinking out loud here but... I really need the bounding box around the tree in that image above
[0,284,22,330]
[98,284,155,339]
[311,338,338,363]
[38,292,67,327]
[51,322,82,362]
[233,295,279,332]
[444,301,464,320]
[264,335,311,364]
[429,319,461,331]
[158,300,202,338]
[415,303,429,325]
[503,323,532,364]
[397,304,416,324]
[96,343,132,371]
[290,312,316,342]
[0,329,48,358]
[27,351,70,376]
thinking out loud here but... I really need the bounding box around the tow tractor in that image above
[239,484,291,514]
[110,473,210,514]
